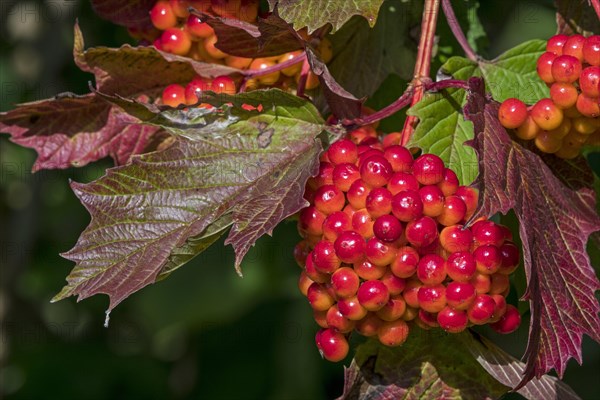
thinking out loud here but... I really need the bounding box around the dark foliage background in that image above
[0,0,598,399]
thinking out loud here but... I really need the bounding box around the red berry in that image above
[438,168,459,196]
[498,98,528,129]
[365,238,397,266]
[470,272,492,293]
[314,185,345,214]
[347,179,370,209]
[439,225,473,253]
[467,294,496,324]
[298,271,313,296]
[418,309,439,328]
[376,295,407,321]
[298,206,326,236]
[580,67,600,99]
[531,98,564,130]
[489,273,510,295]
[391,190,423,222]
[416,254,447,285]
[170,0,190,18]
[305,255,329,283]
[330,267,360,298]
[537,52,558,83]
[583,35,600,66]
[351,209,375,239]
[380,271,406,296]
[160,28,192,55]
[446,251,477,282]
[498,242,520,274]
[546,34,569,55]
[576,93,600,118]
[472,220,505,246]
[313,309,328,328]
[211,75,236,95]
[563,34,586,61]
[373,215,403,242]
[357,280,390,311]
[311,162,334,187]
[360,155,393,187]
[446,281,477,310]
[328,139,358,165]
[186,15,214,39]
[413,154,444,185]
[355,313,383,336]
[150,1,177,30]
[326,305,355,333]
[318,328,349,361]
[332,163,360,192]
[551,55,582,83]
[354,259,386,280]
[293,240,310,267]
[474,244,502,274]
[322,211,351,241]
[337,296,368,320]
[437,195,467,226]
[307,283,335,311]
[312,240,341,273]
[417,284,447,313]
[378,319,409,346]
[437,306,469,333]
[490,294,508,322]
[403,279,423,308]
[185,76,211,105]
[387,172,420,195]
[334,231,366,264]
[405,216,438,248]
[455,186,479,219]
[162,84,186,107]
[383,145,413,172]
[419,185,445,217]
[550,82,578,109]
[390,246,420,278]
[366,188,393,218]
[490,304,521,334]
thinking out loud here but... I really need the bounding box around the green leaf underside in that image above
[53,89,324,312]
[269,0,385,33]
[555,0,600,36]
[464,78,600,382]
[339,329,508,400]
[327,0,421,99]
[407,40,549,185]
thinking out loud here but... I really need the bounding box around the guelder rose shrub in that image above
[0,0,598,398]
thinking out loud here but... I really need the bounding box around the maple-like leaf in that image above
[464,77,600,382]
[52,89,324,314]
[339,329,508,400]
[269,0,385,33]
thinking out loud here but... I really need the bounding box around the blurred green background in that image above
[0,1,598,399]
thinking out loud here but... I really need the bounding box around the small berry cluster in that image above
[498,34,600,158]
[140,1,331,105]
[161,75,236,107]
[295,131,522,362]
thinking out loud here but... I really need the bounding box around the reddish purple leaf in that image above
[0,95,160,171]
[199,11,304,58]
[555,0,600,36]
[91,0,154,29]
[464,77,600,382]
[305,48,362,120]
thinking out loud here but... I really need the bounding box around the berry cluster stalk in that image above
[400,0,441,145]
[441,0,477,61]
[592,0,600,21]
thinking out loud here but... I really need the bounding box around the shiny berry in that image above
[438,168,459,196]
[489,273,510,295]
[377,319,409,347]
[305,255,329,283]
[337,296,368,320]
[391,190,423,222]
[366,188,393,218]
[314,185,345,214]
[298,206,326,236]
[440,225,473,253]
[383,145,413,172]
[318,328,349,362]
[474,244,502,274]
[387,172,420,195]
[413,154,444,185]
[437,307,469,333]
[365,237,397,266]
[347,179,370,209]
[417,284,447,313]
[472,220,504,246]
[498,242,520,274]
[326,305,355,333]
[405,216,438,248]
[355,313,383,337]
[403,279,423,309]
[531,98,564,130]
[446,251,477,282]
[312,240,341,273]
[354,259,386,280]
[334,231,366,264]
[467,294,496,324]
[330,267,360,298]
[490,304,521,334]
[160,28,192,55]
[184,76,211,105]
[419,185,445,217]
[360,155,393,187]
[376,296,407,321]
[583,35,600,66]
[186,15,214,39]
[546,34,569,55]
[390,246,420,278]
[437,195,467,226]
[162,84,186,107]
[550,82,578,109]
[446,281,477,310]
[307,283,335,311]
[563,34,586,61]
[470,272,492,293]
[328,139,358,165]
[150,1,177,30]
[455,186,479,219]
[576,93,600,118]
[537,52,557,83]
[373,215,403,242]
[498,98,528,129]
[351,209,375,239]
[380,271,406,296]
[332,163,360,192]
[551,55,582,83]
[357,280,390,311]
[322,211,351,241]
[417,254,447,285]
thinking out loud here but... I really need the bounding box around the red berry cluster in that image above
[498,34,600,158]
[295,133,522,362]
[140,1,331,106]
[161,75,236,107]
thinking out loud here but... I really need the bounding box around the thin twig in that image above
[296,59,310,97]
[400,0,441,145]
[592,0,600,21]
[441,0,478,61]
[241,51,307,78]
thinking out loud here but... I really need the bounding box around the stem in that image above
[400,0,441,146]
[296,59,310,97]
[592,0,600,20]
[441,0,478,61]
[241,51,307,78]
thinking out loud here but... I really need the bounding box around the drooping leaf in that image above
[269,0,385,33]
[200,11,304,58]
[462,331,581,400]
[0,94,161,171]
[442,40,549,104]
[555,0,600,36]
[464,77,600,382]
[327,0,421,98]
[90,0,154,29]
[339,328,508,400]
[305,48,362,120]
[52,89,324,313]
